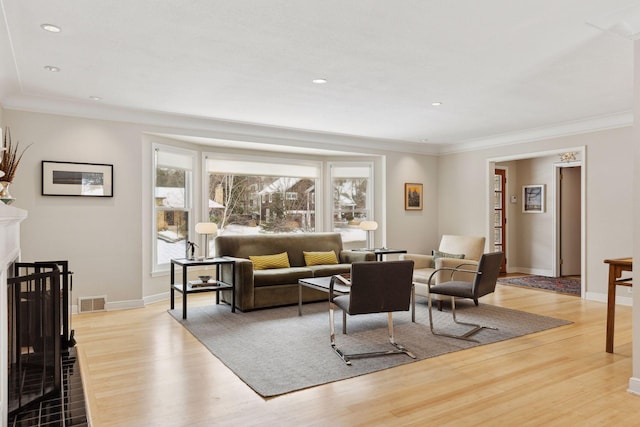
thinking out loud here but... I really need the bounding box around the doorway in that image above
[557,165,581,277]
[487,147,586,296]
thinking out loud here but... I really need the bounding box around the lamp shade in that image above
[359,220,378,231]
[195,222,218,235]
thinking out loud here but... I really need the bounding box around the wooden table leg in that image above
[605,266,617,353]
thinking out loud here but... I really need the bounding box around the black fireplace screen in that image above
[7,261,74,416]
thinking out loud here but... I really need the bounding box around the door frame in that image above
[553,161,583,280]
[486,146,586,297]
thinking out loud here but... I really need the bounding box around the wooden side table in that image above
[170,257,236,319]
[604,257,632,353]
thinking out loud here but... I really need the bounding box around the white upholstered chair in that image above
[400,235,486,309]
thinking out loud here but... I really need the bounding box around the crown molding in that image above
[0,94,439,156]
[438,111,633,155]
[1,94,631,158]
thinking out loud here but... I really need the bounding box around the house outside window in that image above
[153,145,195,271]
[204,155,321,236]
[330,162,373,245]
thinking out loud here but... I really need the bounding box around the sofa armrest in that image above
[340,250,375,263]
[434,258,479,283]
[399,253,434,270]
[219,256,255,311]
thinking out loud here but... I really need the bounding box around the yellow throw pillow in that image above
[249,252,291,270]
[303,250,339,266]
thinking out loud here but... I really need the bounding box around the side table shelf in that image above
[170,257,236,319]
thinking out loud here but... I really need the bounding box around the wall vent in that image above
[78,296,107,313]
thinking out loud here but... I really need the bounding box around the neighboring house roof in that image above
[155,187,184,208]
[258,177,301,195]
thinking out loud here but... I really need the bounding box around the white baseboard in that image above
[585,291,632,307]
[106,299,145,311]
[144,292,170,305]
[71,294,170,314]
[628,377,640,395]
[508,266,553,276]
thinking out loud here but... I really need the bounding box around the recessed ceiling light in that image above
[44,65,60,72]
[312,78,327,84]
[431,101,442,106]
[41,23,61,33]
[89,96,102,101]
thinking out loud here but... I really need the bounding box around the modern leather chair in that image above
[400,235,486,312]
[329,260,416,366]
[427,252,504,342]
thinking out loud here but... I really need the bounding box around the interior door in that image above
[493,169,507,273]
[560,166,581,276]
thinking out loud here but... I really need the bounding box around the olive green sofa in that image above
[215,232,375,312]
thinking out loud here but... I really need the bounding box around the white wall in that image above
[630,38,640,395]
[4,110,145,307]
[385,152,439,254]
[438,126,634,299]
[2,108,436,308]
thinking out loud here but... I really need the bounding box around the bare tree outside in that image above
[207,174,315,233]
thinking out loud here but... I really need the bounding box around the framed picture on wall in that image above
[42,161,114,197]
[522,184,544,213]
[404,182,423,210]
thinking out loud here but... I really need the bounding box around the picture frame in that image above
[404,182,423,210]
[42,161,114,197]
[522,184,544,213]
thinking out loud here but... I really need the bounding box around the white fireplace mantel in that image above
[0,203,27,427]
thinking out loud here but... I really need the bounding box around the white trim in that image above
[443,112,631,155]
[144,292,170,305]
[2,96,632,157]
[552,157,585,298]
[628,377,640,396]
[508,267,554,277]
[327,161,375,245]
[105,299,145,311]
[487,146,587,296]
[585,292,632,307]
[151,143,197,274]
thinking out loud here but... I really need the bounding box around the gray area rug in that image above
[168,299,571,397]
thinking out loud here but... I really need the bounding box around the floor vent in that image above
[78,296,107,313]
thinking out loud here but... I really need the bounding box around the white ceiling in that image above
[0,0,639,154]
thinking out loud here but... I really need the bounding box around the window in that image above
[153,145,195,271]
[205,155,321,235]
[330,163,373,245]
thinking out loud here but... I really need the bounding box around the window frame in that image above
[152,143,196,273]
[202,152,324,236]
[328,161,375,245]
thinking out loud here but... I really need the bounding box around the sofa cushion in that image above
[253,267,313,287]
[431,250,465,268]
[308,263,351,277]
[303,250,338,266]
[249,252,291,270]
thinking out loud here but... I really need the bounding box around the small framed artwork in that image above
[42,161,114,197]
[522,184,544,213]
[404,183,423,210]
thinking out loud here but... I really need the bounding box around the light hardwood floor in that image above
[73,284,639,426]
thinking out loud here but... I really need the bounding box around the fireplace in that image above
[0,203,27,424]
[7,263,62,416]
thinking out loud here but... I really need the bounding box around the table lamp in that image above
[359,220,378,250]
[195,222,218,259]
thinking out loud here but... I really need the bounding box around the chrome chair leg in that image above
[330,303,351,365]
[428,295,497,342]
[330,309,415,366]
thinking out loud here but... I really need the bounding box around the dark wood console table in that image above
[604,257,632,353]
[170,257,236,319]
